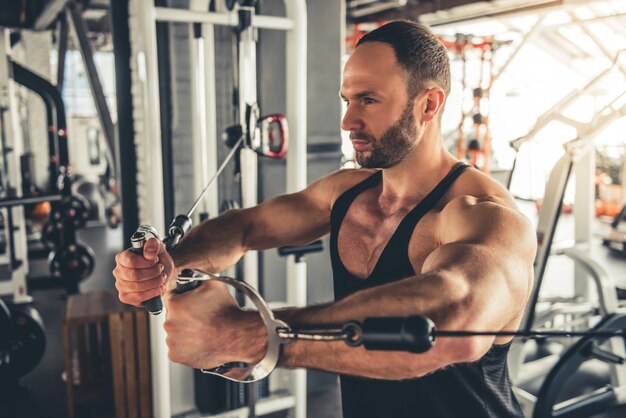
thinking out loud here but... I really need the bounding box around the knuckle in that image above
[129,293,143,306]
[130,269,142,281]
[112,266,123,279]
[118,292,130,304]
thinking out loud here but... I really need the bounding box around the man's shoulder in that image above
[434,167,535,239]
[309,168,379,205]
[445,167,518,212]
[435,170,534,247]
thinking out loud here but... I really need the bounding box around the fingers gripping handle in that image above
[130,226,163,315]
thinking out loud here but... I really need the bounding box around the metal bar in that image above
[285,3,308,418]
[0,194,62,208]
[67,3,117,177]
[492,15,544,85]
[238,6,260,296]
[510,50,626,150]
[202,22,219,219]
[423,0,583,28]
[34,0,70,30]
[57,14,68,92]
[0,30,31,303]
[153,7,294,30]
[10,60,67,177]
[155,9,175,226]
[541,12,626,30]
[110,0,139,246]
[127,0,169,416]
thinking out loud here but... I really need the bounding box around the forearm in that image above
[241,272,487,380]
[281,273,478,379]
[171,210,249,273]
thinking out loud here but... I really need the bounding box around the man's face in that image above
[352,100,417,168]
[340,42,420,169]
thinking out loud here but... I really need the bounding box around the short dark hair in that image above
[356,21,450,100]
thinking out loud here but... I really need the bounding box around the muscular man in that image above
[114,21,536,417]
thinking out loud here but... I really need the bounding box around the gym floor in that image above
[5,209,626,418]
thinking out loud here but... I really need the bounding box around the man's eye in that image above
[364,98,376,104]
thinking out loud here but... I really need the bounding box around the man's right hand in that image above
[113,237,175,307]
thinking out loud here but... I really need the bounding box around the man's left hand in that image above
[163,279,267,369]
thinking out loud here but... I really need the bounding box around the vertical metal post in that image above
[285,2,308,418]
[573,146,593,300]
[190,0,218,220]
[0,29,31,303]
[201,23,219,218]
[237,8,260,416]
[128,0,170,416]
[111,0,139,243]
[57,15,68,92]
[239,5,260,295]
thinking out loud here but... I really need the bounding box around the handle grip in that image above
[175,269,203,294]
[130,228,163,315]
[347,316,435,354]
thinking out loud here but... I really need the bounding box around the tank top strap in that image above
[330,170,382,234]
[392,162,470,246]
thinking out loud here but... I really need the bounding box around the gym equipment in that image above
[0,298,46,396]
[531,313,626,417]
[132,121,288,312]
[278,240,323,262]
[75,180,103,221]
[0,31,40,304]
[132,106,289,309]
[43,173,96,294]
[118,0,307,415]
[41,193,91,249]
[131,135,245,314]
[48,242,96,289]
[11,60,70,186]
[168,268,626,418]
[224,104,289,160]
[441,34,506,173]
[602,204,626,254]
[504,48,626,416]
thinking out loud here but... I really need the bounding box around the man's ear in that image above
[415,87,445,123]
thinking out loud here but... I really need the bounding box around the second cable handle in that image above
[130,225,164,314]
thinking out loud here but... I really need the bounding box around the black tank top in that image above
[330,162,524,418]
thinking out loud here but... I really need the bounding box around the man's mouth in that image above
[350,139,370,151]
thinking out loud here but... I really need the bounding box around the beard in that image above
[353,102,418,169]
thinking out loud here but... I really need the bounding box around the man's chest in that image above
[336,203,440,279]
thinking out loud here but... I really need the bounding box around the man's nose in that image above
[341,104,363,132]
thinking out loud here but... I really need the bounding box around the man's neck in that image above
[379,130,457,200]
